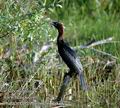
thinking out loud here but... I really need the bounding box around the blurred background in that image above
[0,0,120,107]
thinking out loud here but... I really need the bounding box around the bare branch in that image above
[80,37,116,49]
[90,48,118,59]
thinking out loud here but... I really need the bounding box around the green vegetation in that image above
[0,0,120,107]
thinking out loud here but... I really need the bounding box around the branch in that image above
[90,48,118,59]
[80,37,115,49]
[78,37,119,59]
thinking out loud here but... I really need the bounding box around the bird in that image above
[51,21,88,102]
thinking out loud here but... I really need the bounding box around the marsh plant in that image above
[0,0,120,107]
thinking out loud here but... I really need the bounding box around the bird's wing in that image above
[63,42,76,58]
[60,41,87,90]
[63,46,83,72]
[75,57,83,71]
[59,40,83,72]
[63,47,87,90]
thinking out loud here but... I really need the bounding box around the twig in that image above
[80,37,115,49]
[75,37,119,59]
[90,48,118,59]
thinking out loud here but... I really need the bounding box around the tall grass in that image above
[0,0,120,107]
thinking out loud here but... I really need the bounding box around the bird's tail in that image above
[79,72,88,91]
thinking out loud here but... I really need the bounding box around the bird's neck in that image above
[57,28,64,41]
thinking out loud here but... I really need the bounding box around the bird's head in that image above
[51,21,64,38]
[51,21,63,30]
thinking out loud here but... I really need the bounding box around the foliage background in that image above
[0,0,120,107]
